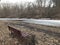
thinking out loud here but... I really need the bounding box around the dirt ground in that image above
[0,20,60,45]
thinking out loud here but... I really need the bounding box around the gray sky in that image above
[0,0,35,4]
[0,0,53,7]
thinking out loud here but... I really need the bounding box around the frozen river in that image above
[0,18,60,27]
[22,19,60,27]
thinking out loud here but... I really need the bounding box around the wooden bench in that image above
[8,26,30,37]
[8,26,35,45]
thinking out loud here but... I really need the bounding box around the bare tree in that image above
[52,0,60,7]
[36,0,43,7]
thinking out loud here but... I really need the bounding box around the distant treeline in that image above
[0,0,60,19]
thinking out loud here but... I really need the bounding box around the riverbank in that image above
[7,20,60,45]
[0,20,60,45]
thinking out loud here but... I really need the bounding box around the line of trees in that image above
[0,0,60,19]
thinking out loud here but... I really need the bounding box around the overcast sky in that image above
[0,0,52,7]
[0,0,35,4]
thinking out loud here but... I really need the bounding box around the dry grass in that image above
[0,21,18,45]
[0,21,36,45]
[0,20,60,45]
